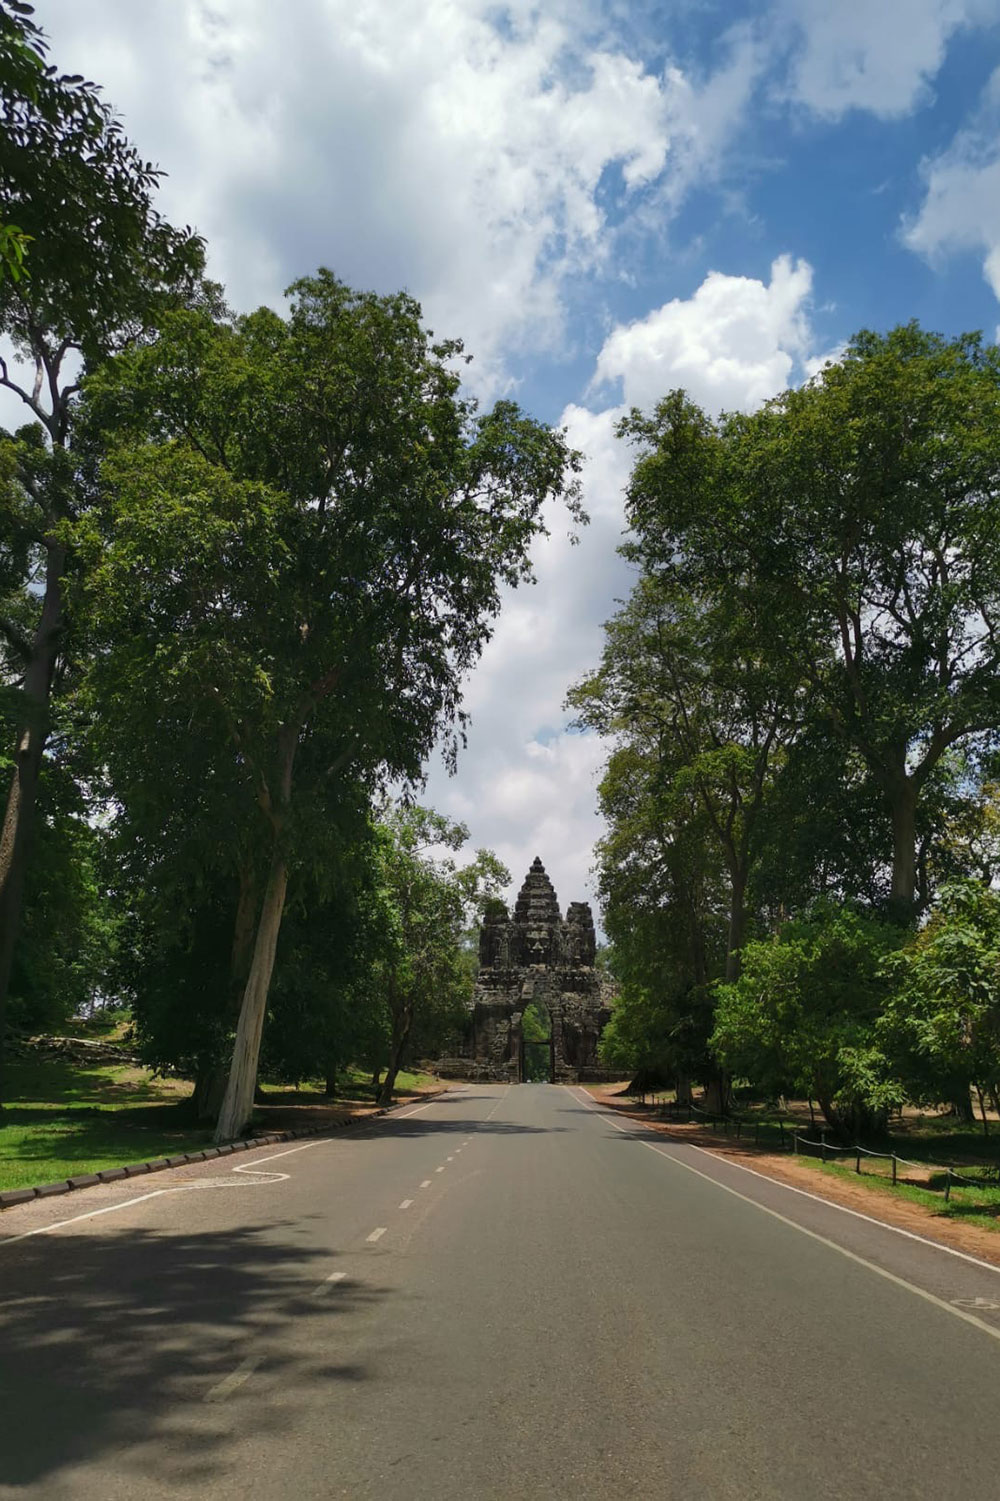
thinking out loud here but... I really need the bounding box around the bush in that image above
[712,904,904,1138]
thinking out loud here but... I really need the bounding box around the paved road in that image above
[2,1084,1000,1499]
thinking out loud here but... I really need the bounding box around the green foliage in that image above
[261,826,390,1085]
[8,776,114,1031]
[74,274,576,1130]
[521,1000,550,1043]
[713,905,904,1136]
[619,326,1000,915]
[0,222,30,282]
[882,881,1000,1116]
[370,805,509,1099]
[0,0,203,388]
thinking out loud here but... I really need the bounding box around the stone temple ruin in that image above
[438,857,616,1083]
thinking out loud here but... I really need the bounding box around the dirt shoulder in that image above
[584,1083,1000,1270]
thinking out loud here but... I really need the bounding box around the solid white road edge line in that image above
[391,1098,449,1119]
[585,1096,1000,1342]
[0,1139,328,1248]
[637,1134,1000,1345]
[572,1088,1000,1280]
[0,1189,172,1246]
[1,1083,498,1250]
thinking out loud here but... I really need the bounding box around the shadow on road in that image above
[357,1094,565,1138]
[0,1222,380,1489]
[368,1117,563,1138]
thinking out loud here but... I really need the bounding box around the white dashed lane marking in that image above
[205,1354,261,1402]
[311,1270,347,1296]
[367,1227,387,1243]
[399,1199,413,1209]
[435,1167,445,1174]
[420,1180,432,1188]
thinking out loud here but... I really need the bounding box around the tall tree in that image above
[370,806,509,1105]
[78,274,581,1139]
[621,328,1000,920]
[570,575,801,985]
[0,0,202,1103]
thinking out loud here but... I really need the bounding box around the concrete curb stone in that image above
[0,1188,37,1208]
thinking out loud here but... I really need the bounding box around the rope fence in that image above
[630,1091,1000,1203]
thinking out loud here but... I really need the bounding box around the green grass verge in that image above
[0,1057,211,1192]
[0,1055,441,1194]
[797,1154,1000,1232]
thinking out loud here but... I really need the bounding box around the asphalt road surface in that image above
[3,1083,1000,1499]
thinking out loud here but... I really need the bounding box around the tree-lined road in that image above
[2,1085,1000,1499]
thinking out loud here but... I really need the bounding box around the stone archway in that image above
[436,857,618,1084]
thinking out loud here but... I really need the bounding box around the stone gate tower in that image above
[439,857,615,1083]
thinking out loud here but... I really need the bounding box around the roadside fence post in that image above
[821,1135,828,1163]
[945,1168,952,1202]
[855,1146,861,1174]
[891,1155,897,1186]
[793,1132,799,1155]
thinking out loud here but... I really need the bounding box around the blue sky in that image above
[24,0,1000,918]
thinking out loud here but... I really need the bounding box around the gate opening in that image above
[519,999,554,1083]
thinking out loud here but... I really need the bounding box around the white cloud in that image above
[428,254,821,916]
[776,0,994,119]
[422,400,635,920]
[31,0,754,396]
[903,67,1000,300]
[591,254,814,414]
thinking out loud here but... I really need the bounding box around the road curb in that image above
[0,1090,447,1212]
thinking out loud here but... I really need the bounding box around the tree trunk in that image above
[705,867,744,1117]
[0,543,65,1108]
[975,1083,989,1136]
[324,1058,337,1098]
[214,851,289,1143]
[725,868,747,984]
[378,998,413,1107]
[675,1073,693,1106]
[889,780,918,920]
[193,1062,228,1123]
[948,1091,975,1123]
[192,861,260,1124]
[704,1075,729,1113]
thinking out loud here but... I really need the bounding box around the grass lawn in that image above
[0,1056,211,1192]
[800,1154,1000,1232]
[0,1055,440,1193]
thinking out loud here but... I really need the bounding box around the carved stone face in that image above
[526,923,553,964]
